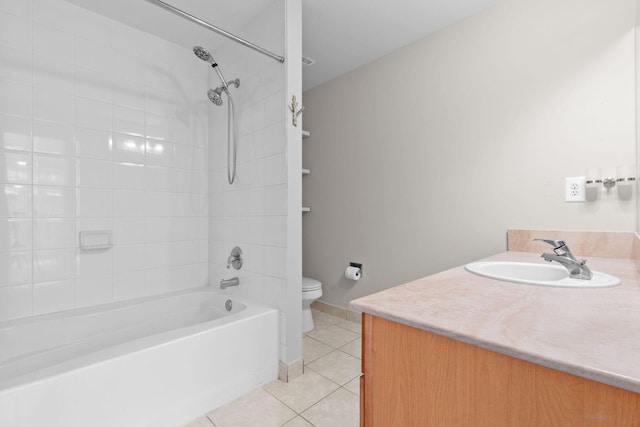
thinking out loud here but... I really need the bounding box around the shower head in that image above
[193,46,214,64]
[194,45,230,90]
[207,88,224,106]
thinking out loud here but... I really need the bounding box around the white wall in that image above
[208,0,302,363]
[302,0,637,308]
[0,0,209,322]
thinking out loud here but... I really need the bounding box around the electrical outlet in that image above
[565,176,586,202]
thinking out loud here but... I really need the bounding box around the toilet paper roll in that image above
[345,266,361,281]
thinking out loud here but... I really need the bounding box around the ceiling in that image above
[67,0,497,91]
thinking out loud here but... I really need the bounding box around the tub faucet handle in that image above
[227,246,243,270]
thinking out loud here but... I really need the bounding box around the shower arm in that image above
[144,0,285,64]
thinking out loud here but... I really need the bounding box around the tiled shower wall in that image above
[0,0,209,321]
[208,1,292,360]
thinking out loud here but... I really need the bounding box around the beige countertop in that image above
[350,250,640,393]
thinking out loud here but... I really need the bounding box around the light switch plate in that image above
[565,176,586,202]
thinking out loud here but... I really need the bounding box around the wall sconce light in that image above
[585,166,636,189]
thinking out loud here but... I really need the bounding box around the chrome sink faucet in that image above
[534,239,593,280]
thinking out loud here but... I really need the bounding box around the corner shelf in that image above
[302,168,310,176]
[302,207,311,213]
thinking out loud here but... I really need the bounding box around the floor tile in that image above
[303,336,334,363]
[311,309,342,325]
[339,338,361,359]
[264,369,340,413]
[181,416,215,427]
[301,388,359,427]
[306,350,361,385]
[335,319,362,334]
[306,323,359,348]
[282,416,314,427]
[343,377,360,396]
[207,388,296,427]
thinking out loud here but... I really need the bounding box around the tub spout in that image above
[220,277,240,289]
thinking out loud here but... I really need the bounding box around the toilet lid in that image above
[302,277,322,291]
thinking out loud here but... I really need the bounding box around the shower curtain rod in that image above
[144,0,285,63]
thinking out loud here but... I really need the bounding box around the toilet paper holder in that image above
[349,262,363,273]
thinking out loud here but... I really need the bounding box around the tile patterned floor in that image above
[182,309,362,427]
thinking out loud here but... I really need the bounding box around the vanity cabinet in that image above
[360,313,640,427]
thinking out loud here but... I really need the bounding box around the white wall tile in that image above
[74,7,113,45]
[145,112,173,141]
[0,5,216,320]
[0,80,32,117]
[33,154,75,186]
[76,98,112,131]
[0,45,32,84]
[0,218,31,252]
[114,105,145,137]
[146,217,173,242]
[0,150,31,184]
[113,162,145,190]
[75,127,112,160]
[113,244,145,273]
[0,114,31,151]
[34,218,75,249]
[76,66,112,102]
[145,140,174,167]
[172,240,199,266]
[32,0,75,34]
[174,217,201,241]
[0,11,31,52]
[77,158,113,188]
[33,55,75,95]
[112,217,145,245]
[145,266,174,294]
[33,279,74,315]
[146,191,172,216]
[113,51,146,84]
[145,165,175,192]
[33,248,74,282]
[0,283,32,321]
[0,0,32,19]
[33,87,74,124]
[33,185,75,218]
[76,217,112,233]
[76,187,112,217]
[76,38,113,74]
[76,274,112,307]
[114,190,145,217]
[33,120,75,156]
[76,248,112,277]
[1,184,31,217]
[145,242,172,269]
[0,251,31,285]
[113,270,146,300]
[113,134,145,163]
[33,24,74,63]
[113,77,145,110]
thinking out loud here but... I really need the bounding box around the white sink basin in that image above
[465,261,621,288]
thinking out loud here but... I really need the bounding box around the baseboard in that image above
[311,300,362,324]
[278,358,303,383]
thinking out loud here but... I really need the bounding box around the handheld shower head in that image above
[194,45,229,89]
[207,88,224,106]
[193,46,213,63]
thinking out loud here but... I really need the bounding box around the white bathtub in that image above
[0,287,279,427]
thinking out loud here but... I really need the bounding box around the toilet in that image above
[302,276,323,333]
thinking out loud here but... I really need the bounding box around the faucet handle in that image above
[533,239,572,257]
[533,238,565,249]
